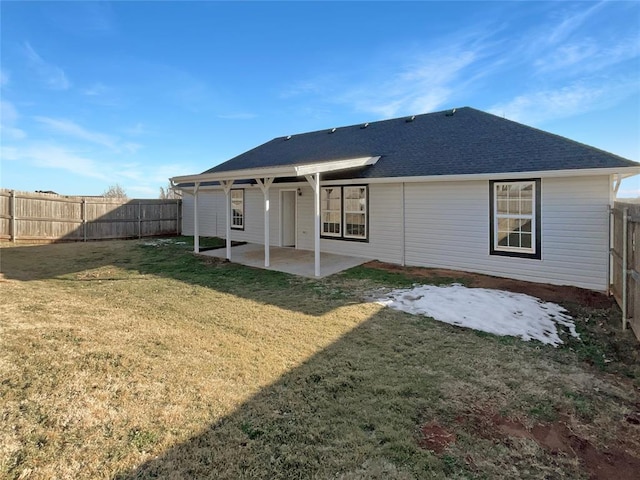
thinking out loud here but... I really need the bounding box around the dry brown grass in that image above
[1,239,639,479]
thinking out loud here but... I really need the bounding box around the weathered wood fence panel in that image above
[611,201,640,341]
[0,189,181,243]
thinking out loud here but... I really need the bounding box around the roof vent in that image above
[285,135,292,141]
[329,128,336,134]
[405,115,416,123]
[445,108,457,117]
[360,122,369,129]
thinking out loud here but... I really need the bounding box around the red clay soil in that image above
[495,415,640,480]
[418,422,457,454]
[363,261,614,309]
[441,409,640,480]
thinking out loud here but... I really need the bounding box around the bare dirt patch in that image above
[453,408,640,480]
[364,261,613,308]
[418,422,456,454]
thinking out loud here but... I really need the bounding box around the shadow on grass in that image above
[113,306,482,479]
[1,238,359,316]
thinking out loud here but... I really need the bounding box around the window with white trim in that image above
[321,185,368,241]
[490,180,540,259]
[231,189,244,230]
[344,186,367,239]
[321,187,341,237]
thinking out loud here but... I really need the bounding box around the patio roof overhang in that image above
[169,156,380,186]
[169,155,380,278]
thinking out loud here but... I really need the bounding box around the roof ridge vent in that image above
[285,135,292,141]
[329,128,336,134]
[360,122,369,129]
[405,115,416,123]
[445,108,457,117]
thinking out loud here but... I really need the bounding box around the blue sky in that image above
[1,1,639,197]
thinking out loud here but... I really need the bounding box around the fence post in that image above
[82,199,87,242]
[138,200,142,239]
[10,190,16,243]
[176,199,180,236]
[622,207,628,330]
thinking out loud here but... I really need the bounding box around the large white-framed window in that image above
[343,186,367,239]
[321,185,368,241]
[321,187,341,237]
[490,179,540,259]
[231,189,244,230]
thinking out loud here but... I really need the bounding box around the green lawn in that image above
[1,238,639,479]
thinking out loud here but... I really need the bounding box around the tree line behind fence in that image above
[0,189,181,243]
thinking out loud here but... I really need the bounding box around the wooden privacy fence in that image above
[0,189,181,243]
[611,201,640,340]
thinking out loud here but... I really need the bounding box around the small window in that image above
[343,186,367,239]
[321,187,341,237]
[490,180,540,259]
[321,185,368,241]
[231,189,244,230]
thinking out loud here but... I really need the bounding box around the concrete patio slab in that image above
[199,243,370,278]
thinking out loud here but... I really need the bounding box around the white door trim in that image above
[279,189,298,248]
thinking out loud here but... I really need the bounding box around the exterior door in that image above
[281,190,296,247]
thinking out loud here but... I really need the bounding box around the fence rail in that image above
[0,189,181,243]
[611,201,640,341]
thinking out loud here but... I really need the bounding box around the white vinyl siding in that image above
[181,176,610,291]
[404,176,610,291]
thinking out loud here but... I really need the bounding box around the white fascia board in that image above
[320,166,640,185]
[170,156,380,185]
[294,156,380,176]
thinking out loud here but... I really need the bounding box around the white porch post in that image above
[256,178,274,267]
[305,173,321,277]
[222,180,234,260]
[193,182,200,253]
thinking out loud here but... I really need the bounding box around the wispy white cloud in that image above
[123,123,149,136]
[546,1,606,45]
[35,116,117,149]
[488,78,637,125]
[34,116,142,154]
[534,36,640,75]
[3,143,109,181]
[0,100,27,140]
[345,50,477,117]
[24,42,71,90]
[82,82,109,96]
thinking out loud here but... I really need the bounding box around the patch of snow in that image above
[376,283,578,346]
[141,238,180,247]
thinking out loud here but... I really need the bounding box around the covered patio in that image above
[199,243,370,278]
[171,155,380,277]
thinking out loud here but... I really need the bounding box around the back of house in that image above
[173,107,639,291]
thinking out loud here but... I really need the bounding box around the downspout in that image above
[401,182,406,266]
[193,182,200,253]
[609,175,621,293]
[622,206,628,330]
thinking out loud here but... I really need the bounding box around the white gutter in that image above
[172,166,639,191]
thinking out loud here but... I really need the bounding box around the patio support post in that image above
[256,177,274,267]
[222,180,234,260]
[305,173,321,277]
[193,182,200,253]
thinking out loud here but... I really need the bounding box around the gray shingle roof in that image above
[202,107,638,179]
